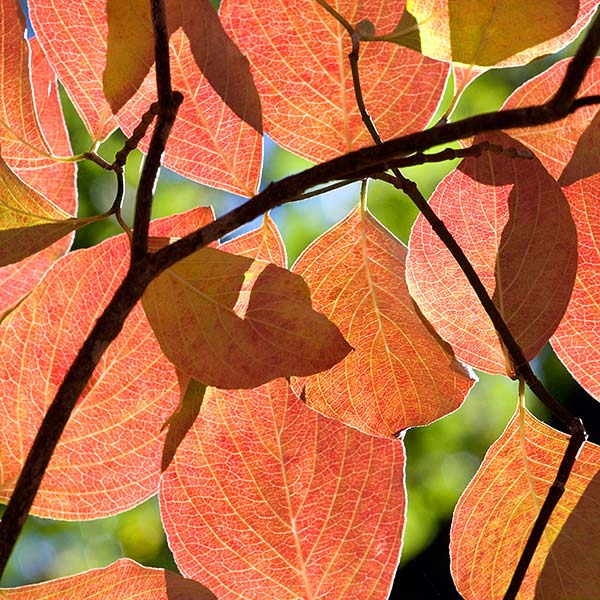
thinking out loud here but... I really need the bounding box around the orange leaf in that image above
[104,0,262,133]
[220,0,449,162]
[408,0,597,67]
[161,375,207,473]
[29,0,117,141]
[292,206,474,436]
[142,247,351,389]
[0,3,76,314]
[219,214,287,266]
[407,132,577,374]
[0,208,214,519]
[505,57,600,181]
[451,406,600,599]
[551,173,600,402]
[160,379,405,599]
[31,0,262,194]
[0,558,216,599]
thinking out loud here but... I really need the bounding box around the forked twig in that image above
[0,2,599,584]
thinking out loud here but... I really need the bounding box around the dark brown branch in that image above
[0,9,599,584]
[131,0,182,259]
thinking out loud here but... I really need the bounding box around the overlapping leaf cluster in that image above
[1,1,600,598]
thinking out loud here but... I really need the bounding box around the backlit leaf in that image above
[31,0,262,194]
[504,58,600,180]
[0,208,213,519]
[292,206,474,437]
[161,375,207,473]
[0,558,216,599]
[0,156,86,268]
[142,247,351,389]
[29,0,117,141]
[220,0,449,162]
[104,0,262,133]
[160,379,405,599]
[407,132,577,374]
[449,0,577,66]
[0,3,77,314]
[219,214,286,266]
[407,0,596,66]
[451,405,600,599]
[551,174,600,402]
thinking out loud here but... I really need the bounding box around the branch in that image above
[0,8,599,583]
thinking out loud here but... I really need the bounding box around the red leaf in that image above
[104,0,262,133]
[0,2,76,314]
[551,174,600,402]
[407,133,577,374]
[142,247,351,389]
[31,0,262,195]
[0,208,214,519]
[0,558,216,599]
[505,57,600,180]
[451,406,600,599]
[220,0,449,162]
[160,379,405,599]
[408,0,597,67]
[292,206,474,436]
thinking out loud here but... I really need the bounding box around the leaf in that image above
[29,1,117,141]
[160,379,405,599]
[103,0,156,114]
[560,111,600,186]
[0,1,75,199]
[450,405,600,599]
[551,174,600,402]
[0,156,84,268]
[219,214,287,266]
[449,0,577,66]
[0,558,216,599]
[161,375,207,473]
[504,58,600,180]
[31,0,262,194]
[407,0,597,67]
[220,0,449,162]
[407,132,577,374]
[142,247,351,389]
[292,206,474,437]
[0,208,214,519]
[104,0,262,133]
[0,2,77,314]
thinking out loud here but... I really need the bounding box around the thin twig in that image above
[0,7,599,584]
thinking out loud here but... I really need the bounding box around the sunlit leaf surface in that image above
[161,379,405,599]
[451,406,600,599]
[0,208,213,519]
[293,206,474,436]
[0,558,216,599]
[220,0,449,162]
[407,133,577,374]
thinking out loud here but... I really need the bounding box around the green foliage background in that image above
[3,9,598,598]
